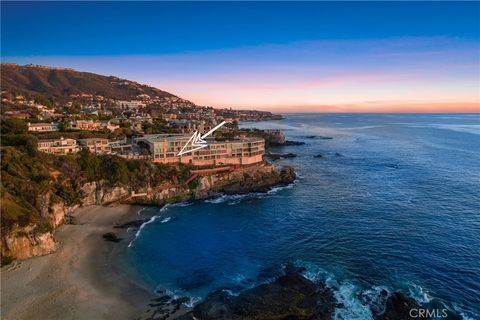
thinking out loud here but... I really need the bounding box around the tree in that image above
[1,119,28,134]
[77,149,102,181]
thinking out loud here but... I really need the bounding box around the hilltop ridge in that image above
[1,63,178,102]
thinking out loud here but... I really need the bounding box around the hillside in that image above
[0,63,178,102]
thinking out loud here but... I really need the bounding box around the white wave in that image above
[160,217,171,223]
[160,202,193,213]
[267,183,294,194]
[294,261,380,320]
[333,282,374,320]
[160,203,172,212]
[407,283,432,304]
[294,260,333,283]
[157,287,201,308]
[205,194,232,204]
[127,215,160,248]
[184,296,202,308]
[172,201,194,207]
[221,289,239,297]
[205,193,262,205]
[205,182,296,205]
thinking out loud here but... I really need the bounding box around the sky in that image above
[1,1,479,112]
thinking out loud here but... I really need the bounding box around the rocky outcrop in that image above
[178,265,335,320]
[1,224,56,260]
[376,292,427,320]
[131,164,295,205]
[176,265,443,320]
[80,182,129,206]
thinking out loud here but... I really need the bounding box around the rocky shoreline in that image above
[171,264,443,320]
[1,162,295,262]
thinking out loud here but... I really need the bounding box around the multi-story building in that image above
[135,134,264,166]
[37,137,79,155]
[27,122,59,132]
[101,120,120,131]
[78,138,111,154]
[70,120,102,131]
[109,138,132,154]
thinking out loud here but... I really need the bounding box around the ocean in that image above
[120,113,480,319]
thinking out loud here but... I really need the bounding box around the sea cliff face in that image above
[1,164,295,261]
[136,164,296,205]
[1,224,57,260]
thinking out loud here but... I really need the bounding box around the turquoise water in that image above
[124,114,480,319]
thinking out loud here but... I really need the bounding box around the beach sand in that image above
[1,205,153,320]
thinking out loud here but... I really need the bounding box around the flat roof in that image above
[138,134,263,144]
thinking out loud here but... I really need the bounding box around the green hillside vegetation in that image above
[0,144,191,233]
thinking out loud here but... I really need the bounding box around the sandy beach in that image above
[1,205,153,320]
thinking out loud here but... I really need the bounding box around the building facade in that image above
[27,122,59,132]
[135,134,264,166]
[37,137,80,155]
[70,120,102,131]
[78,138,111,154]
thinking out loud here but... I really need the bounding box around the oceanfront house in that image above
[27,122,59,132]
[109,138,133,153]
[70,119,119,131]
[134,134,265,166]
[77,138,111,154]
[37,137,80,155]
[70,120,102,131]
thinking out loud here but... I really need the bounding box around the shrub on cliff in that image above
[0,146,193,232]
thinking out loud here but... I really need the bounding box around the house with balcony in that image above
[135,134,264,166]
[27,122,59,132]
[37,137,79,155]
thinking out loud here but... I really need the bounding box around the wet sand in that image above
[1,205,152,320]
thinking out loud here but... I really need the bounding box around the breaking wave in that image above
[205,183,296,205]
[128,215,160,247]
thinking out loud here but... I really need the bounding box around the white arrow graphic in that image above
[177,121,226,156]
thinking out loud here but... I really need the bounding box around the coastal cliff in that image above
[135,163,295,205]
[1,163,295,261]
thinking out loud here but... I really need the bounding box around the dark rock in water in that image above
[284,140,305,146]
[257,265,283,281]
[386,164,399,169]
[178,263,335,320]
[302,135,333,140]
[102,232,121,242]
[269,140,305,146]
[313,154,323,158]
[114,219,147,229]
[151,295,171,304]
[267,152,297,160]
[377,292,427,320]
[176,269,215,291]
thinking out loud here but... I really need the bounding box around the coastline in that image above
[1,205,152,320]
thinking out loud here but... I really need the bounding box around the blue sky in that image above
[2,2,479,112]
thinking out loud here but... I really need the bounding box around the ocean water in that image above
[122,113,480,319]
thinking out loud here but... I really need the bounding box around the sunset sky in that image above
[2,2,479,112]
